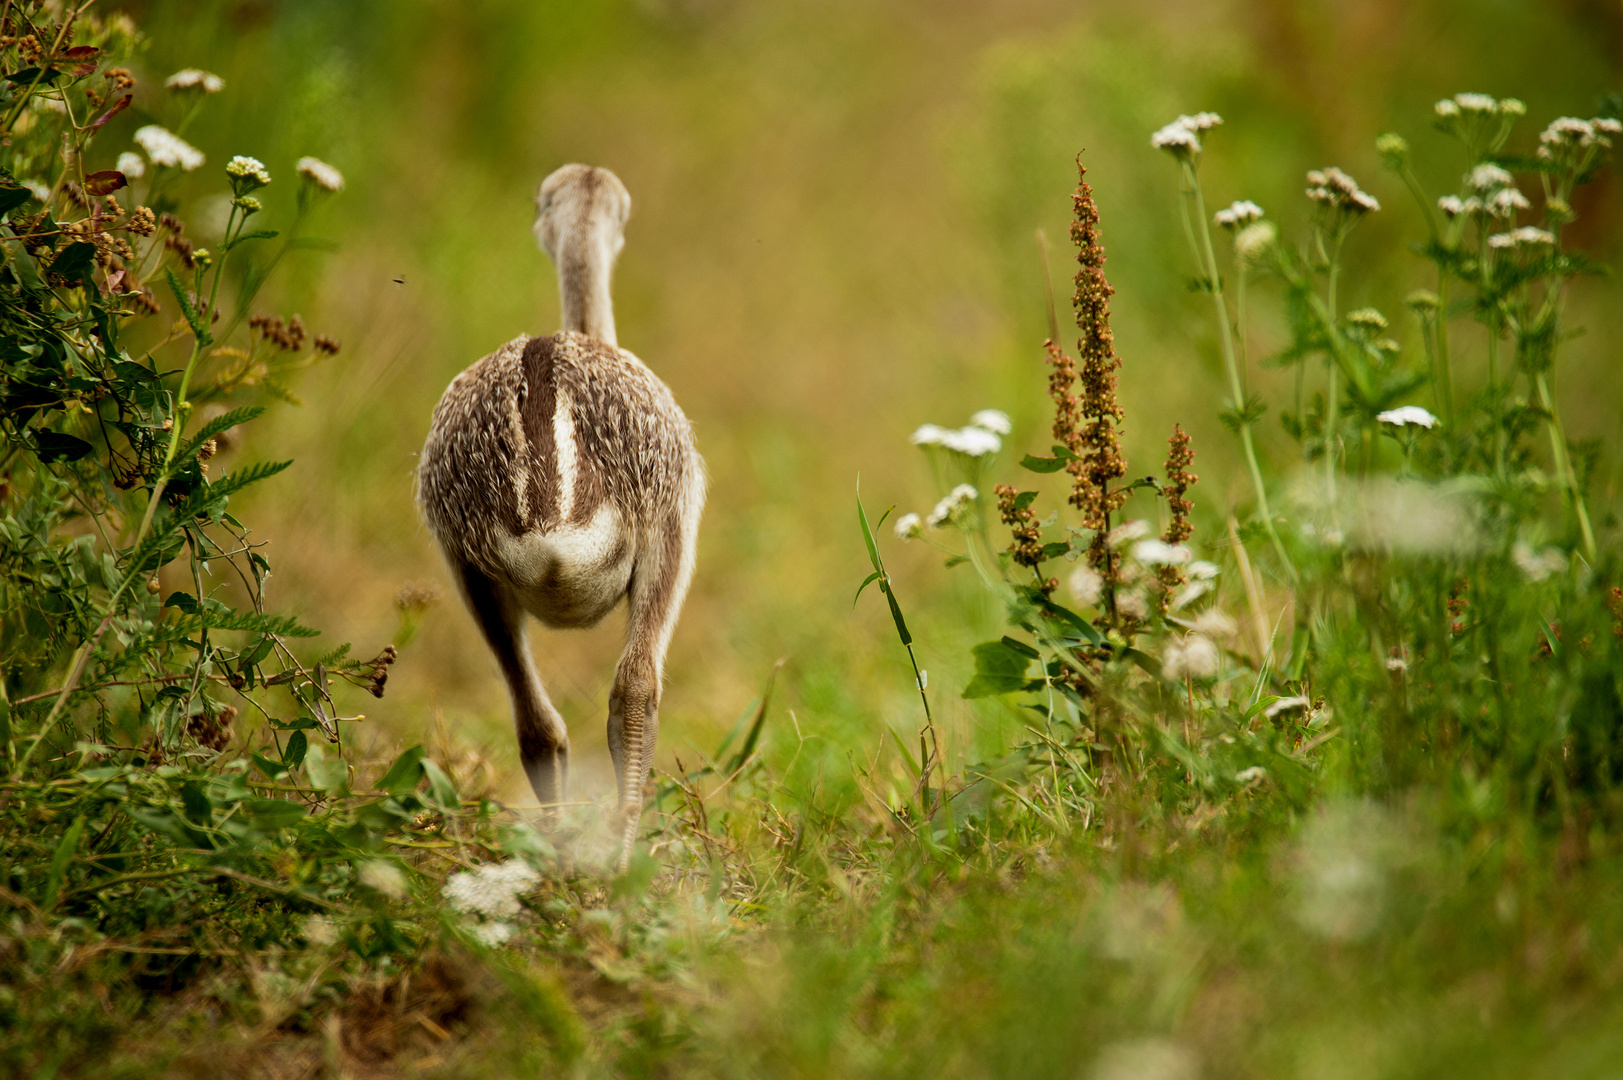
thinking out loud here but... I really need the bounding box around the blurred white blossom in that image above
[968,409,1011,435]
[1069,565,1103,606]
[893,512,922,540]
[1512,542,1566,582]
[927,484,977,528]
[134,125,204,171]
[442,858,540,919]
[115,151,145,179]
[165,68,224,93]
[1376,406,1438,429]
[296,156,345,192]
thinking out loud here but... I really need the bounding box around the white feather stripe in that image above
[554,385,578,521]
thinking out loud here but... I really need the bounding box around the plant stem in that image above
[1179,162,1294,578]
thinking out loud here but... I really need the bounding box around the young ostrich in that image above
[418,165,705,870]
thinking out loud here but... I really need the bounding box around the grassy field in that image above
[5,0,1623,1075]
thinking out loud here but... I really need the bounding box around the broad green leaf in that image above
[420,758,459,809]
[32,429,92,463]
[244,798,306,831]
[377,744,427,795]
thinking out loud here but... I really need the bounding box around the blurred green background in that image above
[111,0,1622,807]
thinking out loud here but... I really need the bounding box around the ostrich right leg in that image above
[457,562,570,813]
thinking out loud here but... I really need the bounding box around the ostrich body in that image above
[418,165,705,869]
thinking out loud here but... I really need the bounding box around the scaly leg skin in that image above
[609,490,700,873]
[458,561,572,834]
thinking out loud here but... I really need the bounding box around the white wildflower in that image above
[1151,122,1202,156]
[115,151,145,179]
[1131,538,1191,566]
[1454,92,1496,114]
[1437,194,1465,217]
[357,860,407,899]
[226,155,272,186]
[926,484,978,528]
[1593,117,1623,135]
[1468,163,1514,191]
[1235,766,1267,784]
[1386,655,1408,672]
[1347,307,1388,331]
[1117,590,1149,621]
[1191,610,1237,640]
[1305,166,1378,213]
[1264,695,1311,718]
[1069,565,1103,606]
[1213,199,1263,228]
[296,155,345,192]
[968,408,1011,435]
[134,125,205,171]
[1488,226,1556,250]
[1434,99,1461,119]
[1512,542,1565,582]
[468,921,516,948]
[1107,519,1152,546]
[1491,187,1530,216]
[442,858,541,919]
[1163,634,1220,680]
[165,68,224,94]
[910,423,950,447]
[893,512,923,540]
[1233,220,1277,265]
[1187,560,1220,581]
[1498,98,1526,118]
[303,914,341,946]
[1542,117,1596,147]
[939,426,1001,456]
[1177,111,1223,132]
[1376,405,1438,429]
[1170,580,1211,610]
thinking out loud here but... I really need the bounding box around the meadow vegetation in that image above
[4,1,1623,1076]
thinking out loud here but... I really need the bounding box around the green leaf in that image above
[180,780,213,826]
[222,229,279,252]
[0,185,32,217]
[244,797,306,831]
[164,268,212,346]
[420,759,460,810]
[176,406,263,462]
[282,730,308,769]
[377,744,427,795]
[853,570,882,607]
[962,639,1036,698]
[251,751,288,779]
[303,742,348,794]
[855,487,884,575]
[42,815,85,909]
[48,242,96,278]
[32,429,92,463]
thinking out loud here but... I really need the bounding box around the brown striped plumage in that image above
[417,166,705,870]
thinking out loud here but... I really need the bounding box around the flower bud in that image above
[1375,132,1409,170]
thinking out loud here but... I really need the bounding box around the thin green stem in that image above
[1179,162,1294,578]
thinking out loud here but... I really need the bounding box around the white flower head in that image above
[1068,565,1103,607]
[1491,187,1531,217]
[1593,117,1623,135]
[1191,609,1237,640]
[1117,590,1149,621]
[1454,92,1497,114]
[1233,220,1277,265]
[1498,98,1527,118]
[1187,560,1220,581]
[1213,199,1264,229]
[1264,695,1311,718]
[115,151,145,179]
[1151,122,1202,156]
[1512,542,1566,582]
[968,408,1012,436]
[303,914,341,946]
[1171,580,1212,610]
[1163,634,1220,680]
[1434,99,1461,119]
[1468,163,1514,191]
[1376,405,1438,429]
[1542,117,1596,147]
[926,484,978,528]
[893,512,922,540]
[1131,538,1192,566]
[134,125,205,171]
[940,426,1001,456]
[165,68,224,94]
[469,920,516,948]
[442,858,540,919]
[296,156,345,192]
[1488,226,1556,250]
[1385,655,1408,673]
[1347,307,1388,331]
[911,423,949,447]
[1177,111,1223,132]
[1437,194,1465,218]
[226,155,272,187]
[1305,166,1378,214]
[357,859,407,899]
[1106,519,1152,546]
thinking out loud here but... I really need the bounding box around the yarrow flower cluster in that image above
[1162,633,1221,680]
[296,156,345,192]
[1376,406,1439,429]
[1487,225,1556,250]
[442,858,540,949]
[1212,200,1263,229]
[926,484,978,528]
[165,68,224,94]
[893,512,922,540]
[115,151,144,179]
[133,125,204,171]
[911,410,1007,457]
[1151,111,1222,158]
[227,154,272,192]
[1233,221,1277,266]
[1305,167,1379,214]
[1346,307,1388,332]
[1434,92,1523,122]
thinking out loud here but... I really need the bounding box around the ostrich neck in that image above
[557,230,618,347]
